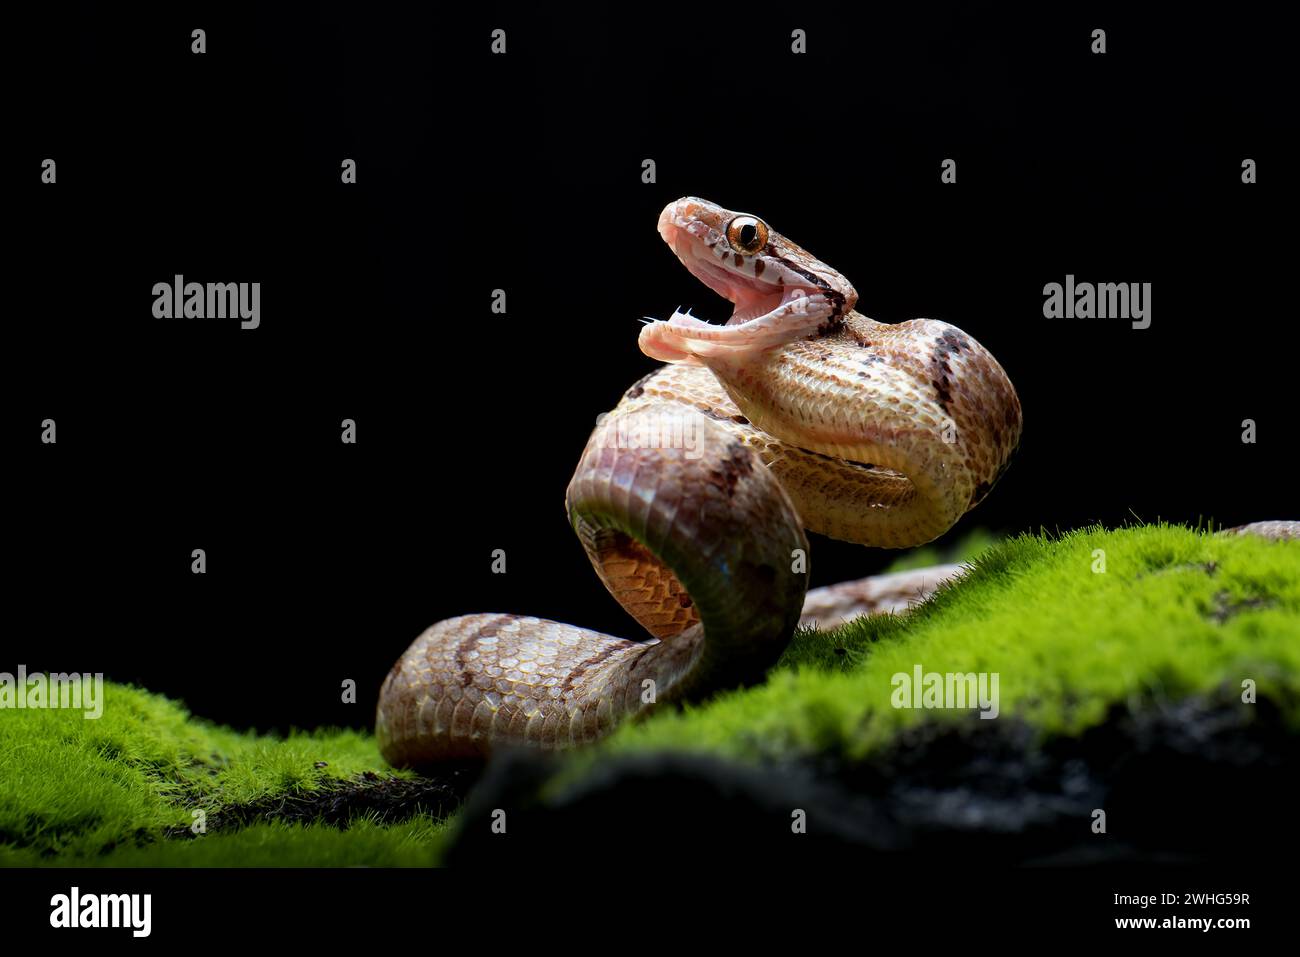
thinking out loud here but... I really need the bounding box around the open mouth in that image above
[643,205,847,364]
[683,253,823,326]
[660,216,823,327]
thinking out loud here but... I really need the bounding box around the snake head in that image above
[641,197,858,364]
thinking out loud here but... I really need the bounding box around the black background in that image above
[9,4,1294,732]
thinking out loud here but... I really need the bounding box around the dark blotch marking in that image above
[765,250,848,328]
[561,642,627,693]
[625,370,656,400]
[754,259,765,278]
[928,330,970,415]
[458,616,508,687]
[677,593,694,608]
[931,377,953,412]
[816,314,845,337]
[706,441,755,498]
[731,414,749,425]
[734,252,744,268]
[938,330,970,354]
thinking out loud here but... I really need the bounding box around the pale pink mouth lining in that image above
[682,250,817,326]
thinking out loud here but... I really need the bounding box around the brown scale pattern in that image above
[377,204,1025,766]
[376,613,663,764]
[800,564,967,630]
[378,184,1297,763]
[377,315,1023,765]
[377,408,810,765]
[617,309,1023,549]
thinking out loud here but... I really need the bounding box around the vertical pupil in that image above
[740,223,756,247]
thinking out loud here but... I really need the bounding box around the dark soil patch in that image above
[164,764,480,838]
[443,692,1298,864]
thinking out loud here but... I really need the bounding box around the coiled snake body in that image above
[377,197,1029,765]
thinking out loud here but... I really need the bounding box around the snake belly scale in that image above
[376,197,1023,766]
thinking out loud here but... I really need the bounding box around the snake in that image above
[375,197,1292,767]
[376,196,1022,765]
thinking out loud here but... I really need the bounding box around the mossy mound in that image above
[2,524,1295,865]
[465,524,1299,863]
[0,684,456,866]
[577,523,1300,769]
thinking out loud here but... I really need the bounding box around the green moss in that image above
[3,524,1295,865]
[8,819,451,868]
[579,524,1300,769]
[0,683,445,866]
